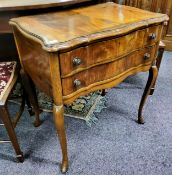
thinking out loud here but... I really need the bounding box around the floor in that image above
[0,52,172,175]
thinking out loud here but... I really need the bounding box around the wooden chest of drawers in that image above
[61,45,157,96]
[10,2,168,172]
[59,25,162,77]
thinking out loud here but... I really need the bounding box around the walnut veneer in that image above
[10,2,168,173]
[113,0,172,51]
[0,0,96,61]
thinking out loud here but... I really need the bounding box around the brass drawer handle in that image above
[73,57,82,66]
[149,33,156,40]
[144,53,151,60]
[74,79,81,87]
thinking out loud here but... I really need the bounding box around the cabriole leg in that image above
[20,69,41,127]
[24,89,35,116]
[138,64,158,124]
[53,104,68,173]
[150,46,165,95]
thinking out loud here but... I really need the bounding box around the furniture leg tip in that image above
[61,162,69,173]
[101,89,106,96]
[16,153,24,163]
[138,116,145,124]
[33,120,41,127]
[149,88,155,95]
[39,109,43,114]
[28,110,35,116]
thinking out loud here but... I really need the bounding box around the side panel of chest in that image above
[13,27,52,97]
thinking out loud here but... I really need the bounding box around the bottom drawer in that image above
[62,45,157,96]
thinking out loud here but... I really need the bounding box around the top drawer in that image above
[59,25,162,77]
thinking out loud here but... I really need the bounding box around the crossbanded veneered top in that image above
[10,2,169,52]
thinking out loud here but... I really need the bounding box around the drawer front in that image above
[144,25,162,46]
[62,45,157,96]
[59,25,162,77]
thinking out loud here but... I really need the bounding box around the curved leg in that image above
[138,64,158,124]
[150,43,165,95]
[53,104,68,173]
[20,69,41,127]
[25,89,35,116]
[0,106,24,162]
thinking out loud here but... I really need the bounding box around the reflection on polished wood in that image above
[10,2,168,172]
[114,0,172,51]
[0,0,95,60]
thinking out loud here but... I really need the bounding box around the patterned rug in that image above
[10,83,107,126]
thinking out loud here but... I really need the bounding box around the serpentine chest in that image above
[10,2,168,173]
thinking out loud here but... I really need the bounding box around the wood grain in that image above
[0,0,97,61]
[119,0,172,51]
[59,25,162,77]
[10,2,168,52]
[12,27,52,97]
[62,45,157,96]
[10,2,167,172]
